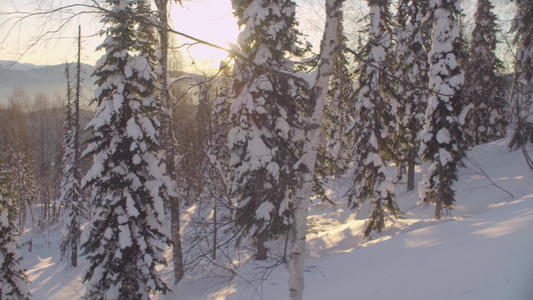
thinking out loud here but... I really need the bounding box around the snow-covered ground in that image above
[19,138,533,299]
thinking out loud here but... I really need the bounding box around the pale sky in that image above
[0,0,516,70]
[0,0,241,70]
[0,0,328,70]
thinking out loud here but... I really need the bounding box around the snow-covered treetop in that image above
[232,0,302,73]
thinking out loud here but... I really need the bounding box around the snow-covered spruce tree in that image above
[0,156,31,300]
[419,0,467,220]
[59,32,85,268]
[509,0,533,150]
[464,0,507,146]
[80,0,170,298]
[346,0,400,238]
[320,9,354,177]
[394,0,431,191]
[228,0,305,260]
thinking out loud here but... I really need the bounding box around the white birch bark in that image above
[155,0,184,282]
[289,1,344,299]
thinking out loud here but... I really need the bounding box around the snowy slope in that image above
[19,138,533,299]
[287,197,533,300]
[225,197,533,300]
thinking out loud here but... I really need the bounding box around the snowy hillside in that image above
[0,61,94,105]
[19,138,533,299]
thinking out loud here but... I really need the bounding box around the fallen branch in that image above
[466,156,514,199]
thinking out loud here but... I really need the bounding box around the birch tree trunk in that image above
[289,1,344,299]
[155,0,184,283]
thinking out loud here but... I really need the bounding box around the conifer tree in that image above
[80,0,170,298]
[347,0,400,237]
[419,0,467,219]
[464,0,507,146]
[0,155,31,300]
[394,0,431,191]
[59,28,85,268]
[509,0,533,150]
[228,0,305,260]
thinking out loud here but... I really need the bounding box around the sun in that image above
[170,0,240,69]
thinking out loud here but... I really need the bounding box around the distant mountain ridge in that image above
[0,60,95,106]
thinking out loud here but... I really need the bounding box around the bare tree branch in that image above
[465,156,514,199]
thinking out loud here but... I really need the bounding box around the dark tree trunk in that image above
[435,163,444,219]
[170,198,184,281]
[407,148,415,191]
[257,229,268,260]
[212,200,217,260]
[71,219,78,267]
